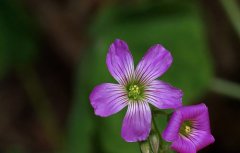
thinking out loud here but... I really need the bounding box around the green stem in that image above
[220,0,240,38]
[211,78,240,100]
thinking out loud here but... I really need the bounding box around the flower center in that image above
[184,125,191,134]
[180,121,192,137]
[127,84,143,100]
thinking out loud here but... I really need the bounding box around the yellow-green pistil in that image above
[127,84,143,100]
[180,121,192,137]
[184,126,191,134]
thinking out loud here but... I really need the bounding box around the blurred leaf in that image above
[66,89,95,153]
[66,50,104,153]
[65,63,94,152]
[0,20,9,78]
[0,0,38,79]
[86,1,213,153]
[220,0,240,38]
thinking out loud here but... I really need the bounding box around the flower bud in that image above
[140,141,151,153]
[149,132,160,153]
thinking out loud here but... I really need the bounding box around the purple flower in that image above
[89,39,183,142]
[162,103,215,153]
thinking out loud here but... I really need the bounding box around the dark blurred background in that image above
[0,0,240,153]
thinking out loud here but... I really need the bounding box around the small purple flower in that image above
[90,39,183,142]
[162,103,215,153]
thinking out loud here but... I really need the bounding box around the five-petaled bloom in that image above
[89,39,183,142]
[162,103,215,153]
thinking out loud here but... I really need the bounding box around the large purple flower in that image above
[90,39,183,142]
[162,103,215,153]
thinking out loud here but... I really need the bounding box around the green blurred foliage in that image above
[69,1,213,153]
[0,0,38,79]
[66,73,95,153]
[6,146,25,153]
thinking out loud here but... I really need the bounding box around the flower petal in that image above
[171,135,196,153]
[178,104,209,123]
[106,39,134,85]
[188,130,215,151]
[135,44,172,84]
[89,83,128,117]
[192,104,212,133]
[121,101,151,142]
[162,111,182,142]
[145,80,183,109]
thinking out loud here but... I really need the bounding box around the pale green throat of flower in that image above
[127,84,144,100]
[180,121,192,137]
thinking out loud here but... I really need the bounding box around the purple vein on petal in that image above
[106,39,134,85]
[90,83,128,117]
[121,100,151,142]
[144,80,182,109]
[138,52,170,84]
[135,44,173,85]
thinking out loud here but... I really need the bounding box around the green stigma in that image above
[180,121,192,137]
[127,84,143,100]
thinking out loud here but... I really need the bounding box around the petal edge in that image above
[89,83,128,117]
